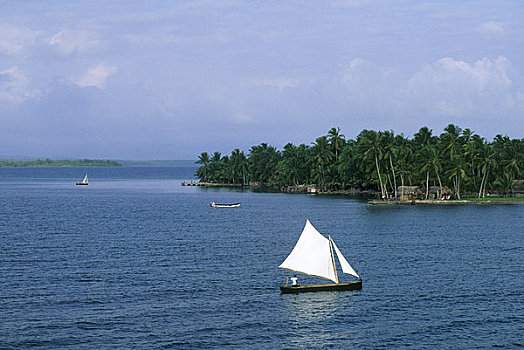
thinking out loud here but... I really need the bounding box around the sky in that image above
[1,0,523,160]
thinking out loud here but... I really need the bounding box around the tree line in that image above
[0,159,122,167]
[195,125,524,199]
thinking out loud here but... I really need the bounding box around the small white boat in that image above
[210,201,240,208]
[279,220,361,293]
[76,174,88,186]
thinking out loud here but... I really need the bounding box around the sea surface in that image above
[0,165,523,349]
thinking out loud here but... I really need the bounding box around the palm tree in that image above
[248,143,281,184]
[493,135,523,196]
[504,141,521,182]
[327,127,345,163]
[476,142,496,198]
[381,130,399,199]
[440,124,463,196]
[463,133,483,191]
[494,173,514,197]
[311,136,333,192]
[358,130,386,199]
[447,154,467,199]
[230,149,248,185]
[413,126,436,149]
[221,155,231,183]
[208,151,222,182]
[420,145,443,199]
[394,135,414,198]
[280,143,310,186]
[195,152,210,182]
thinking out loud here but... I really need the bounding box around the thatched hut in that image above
[427,186,453,200]
[397,186,422,200]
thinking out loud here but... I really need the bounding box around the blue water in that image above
[1,166,523,349]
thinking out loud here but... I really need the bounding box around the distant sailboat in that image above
[279,220,362,293]
[76,174,88,186]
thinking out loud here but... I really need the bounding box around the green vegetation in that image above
[0,158,122,167]
[195,124,524,199]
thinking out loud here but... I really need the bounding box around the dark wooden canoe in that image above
[279,279,362,294]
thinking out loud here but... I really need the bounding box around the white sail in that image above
[332,240,360,279]
[83,174,88,184]
[278,220,337,283]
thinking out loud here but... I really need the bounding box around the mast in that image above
[328,235,339,284]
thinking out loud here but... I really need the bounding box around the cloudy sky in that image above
[1,0,523,159]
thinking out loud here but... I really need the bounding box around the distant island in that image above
[119,160,196,166]
[194,124,524,200]
[0,159,122,167]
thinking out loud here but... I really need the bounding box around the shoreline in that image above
[368,199,524,205]
[183,182,524,204]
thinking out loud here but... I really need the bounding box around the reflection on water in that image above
[283,291,341,323]
[281,290,360,348]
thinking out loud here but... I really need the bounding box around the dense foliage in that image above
[0,159,122,167]
[196,125,524,199]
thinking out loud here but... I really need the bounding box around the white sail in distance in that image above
[279,220,337,282]
[83,174,88,184]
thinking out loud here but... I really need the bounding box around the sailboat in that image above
[76,174,88,186]
[278,220,362,293]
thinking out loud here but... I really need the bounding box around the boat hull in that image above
[279,280,362,294]
[76,183,88,186]
[210,203,240,207]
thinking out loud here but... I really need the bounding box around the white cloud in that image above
[0,25,40,55]
[338,56,521,120]
[0,66,39,103]
[245,77,309,90]
[49,29,101,54]
[410,56,511,91]
[403,56,514,116]
[76,64,117,89]
[478,21,504,40]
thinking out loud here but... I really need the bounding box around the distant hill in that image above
[0,159,123,167]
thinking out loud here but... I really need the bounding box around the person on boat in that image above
[291,275,298,286]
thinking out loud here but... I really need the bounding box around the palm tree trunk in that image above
[320,166,325,192]
[375,153,385,199]
[386,174,394,198]
[482,166,489,198]
[389,155,397,199]
[426,168,430,200]
[471,158,476,189]
[400,173,405,200]
[456,175,461,199]
[478,167,487,198]
[435,168,443,199]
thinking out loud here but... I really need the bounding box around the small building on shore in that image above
[426,186,453,200]
[397,186,422,200]
[397,185,453,200]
